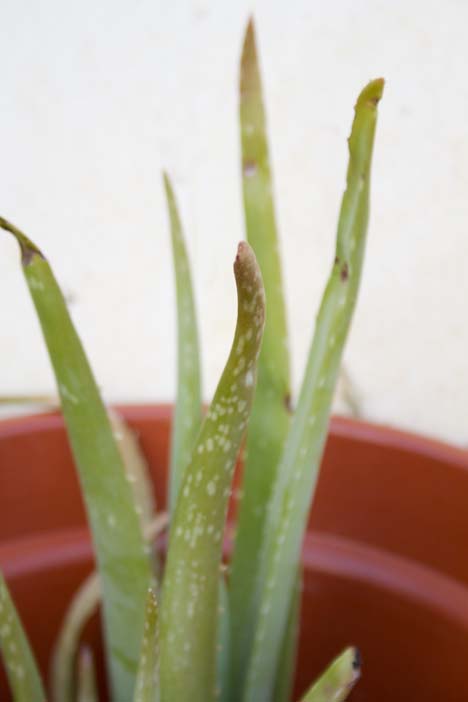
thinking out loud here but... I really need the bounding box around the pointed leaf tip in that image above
[356,78,385,109]
[245,16,255,42]
[240,18,259,96]
[352,647,361,672]
[235,240,251,264]
[0,217,44,265]
[234,241,265,338]
[162,170,171,191]
[298,647,361,702]
[234,240,260,277]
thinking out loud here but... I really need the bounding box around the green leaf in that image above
[0,571,46,702]
[0,394,57,406]
[0,399,157,540]
[159,242,265,702]
[0,217,153,702]
[51,514,168,702]
[133,590,160,702]
[216,576,231,702]
[108,409,156,534]
[243,78,384,702]
[163,173,203,514]
[108,410,161,579]
[273,571,301,702]
[229,19,291,696]
[298,648,360,702]
[164,171,234,702]
[76,646,99,702]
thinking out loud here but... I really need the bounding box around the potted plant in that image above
[1,18,468,702]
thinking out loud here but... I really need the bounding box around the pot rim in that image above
[3,525,468,631]
[0,403,467,469]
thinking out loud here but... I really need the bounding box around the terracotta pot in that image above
[1,405,468,701]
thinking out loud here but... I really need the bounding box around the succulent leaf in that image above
[229,19,291,696]
[298,648,360,702]
[77,646,99,702]
[108,409,156,534]
[133,590,160,702]
[159,242,265,702]
[0,571,46,702]
[216,577,231,702]
[0,216,153,702]
[164,173,203,514]
[243,78,384,702]
[272,570,301,702]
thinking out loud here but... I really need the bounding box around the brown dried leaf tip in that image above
[234,241,266,334]
[0,216,45,266]
[240,17,258,98]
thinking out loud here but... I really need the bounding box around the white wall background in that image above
[1,0,468,445]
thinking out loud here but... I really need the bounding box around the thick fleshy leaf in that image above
[0,217,153,702]
[229,19,291,696]
[51,513,168,702]
[159,242,265,702]
[243,78,384,702]
[163,173,203,514]
[216,577,230,702]
[108,410,162,581]
[0,572,46,702]
[273,571,301,702]
[298,648,360,702]
[108,409,156,534]
[76,646,99,702]
[133,590,160,702]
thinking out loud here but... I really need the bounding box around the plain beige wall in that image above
[1,0,468,445]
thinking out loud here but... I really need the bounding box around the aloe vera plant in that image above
[0,18,383,702]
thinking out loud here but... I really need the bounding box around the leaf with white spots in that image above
[0,571,46,702]
[298,648,360,702]
[160,242,265,702]
[243,79,384,702]
[133,590,160,702]
[164,173,203,514]
[76,646,99,702]
[0,217,153,702]
[229,19,292,697]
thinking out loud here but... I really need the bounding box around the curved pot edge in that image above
[1,405,467,471]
